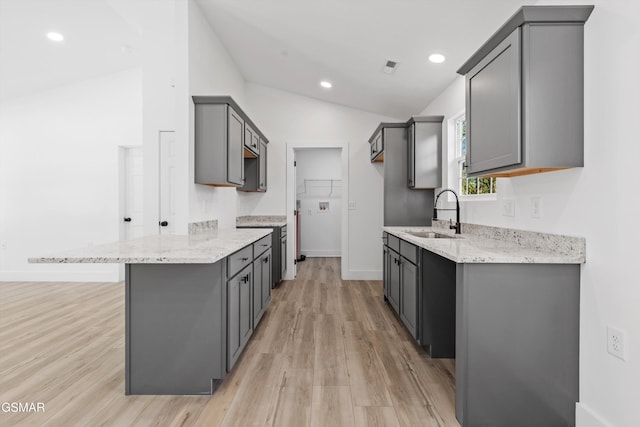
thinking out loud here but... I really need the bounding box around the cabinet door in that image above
[281,236,287,278]
[239,266,253,347]
[227,106,245,185]
[227,273,241,370]
[407,123,415,188]
[259,140,268,191]
[400,258,419,339]
[383,245,389,300]
[388,250,401,314]
[466,28,521,175]
[261,249,272,308]
[253,261,263,326]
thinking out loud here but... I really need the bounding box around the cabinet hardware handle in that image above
[264,256,269,263]
[241,257,249,261]
[159,221,168,227]
[124,217,132,222]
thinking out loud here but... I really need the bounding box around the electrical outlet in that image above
[348,201,357,210]
[502,199,515,217]
[531,197,541,218]
[0,242,7,250]
[607,326,627,360]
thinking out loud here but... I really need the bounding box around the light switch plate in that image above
[531,197,541,218]
[502,199,515,217]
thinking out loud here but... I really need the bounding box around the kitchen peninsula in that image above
[29,222,272,396]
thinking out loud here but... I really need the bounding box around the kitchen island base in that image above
[125,262,227,395]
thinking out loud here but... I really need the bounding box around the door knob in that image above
[159,221,168,227]
[124,217,132,222]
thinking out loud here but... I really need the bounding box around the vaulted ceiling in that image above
[1,0,535,117]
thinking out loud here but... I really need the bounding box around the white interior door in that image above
[159,131,177,235]
[123,147,144,240]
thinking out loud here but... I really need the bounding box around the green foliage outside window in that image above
[457,117,496,196]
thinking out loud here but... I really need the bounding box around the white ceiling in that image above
[0,0,141,101]
[196,0,530,118]
[1,0,532,118]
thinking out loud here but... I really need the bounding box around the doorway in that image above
[119,145,144,280]
[295,148,342,259]
[286,141,349,280]
[159,130,177,235]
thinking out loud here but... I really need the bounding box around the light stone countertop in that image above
[29,228,272,264]
[384,224,585,264]
[236,215,287,227]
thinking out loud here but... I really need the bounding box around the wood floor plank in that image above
[353,406,401,427]
[0,257,459,426]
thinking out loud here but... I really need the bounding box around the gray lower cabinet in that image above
[458,6,594,178]
[387,249,401,314]
[280,231,287,279]
[125,262,227,395]
[384,236,419,341]
[237,225,285,287]
[253,248,272,327]
[421,249,456,358]
[399,255,418,339]
[228,263,253,370]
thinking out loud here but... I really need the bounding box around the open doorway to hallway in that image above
[294,148,342,267]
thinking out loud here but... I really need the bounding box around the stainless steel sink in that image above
[404,230,459,239]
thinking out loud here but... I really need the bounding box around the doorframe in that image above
[118,145,143,281]
[286,141,349,280]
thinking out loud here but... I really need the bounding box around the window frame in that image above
[452,113,497,200]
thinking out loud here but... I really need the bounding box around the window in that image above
[454,115,496,196]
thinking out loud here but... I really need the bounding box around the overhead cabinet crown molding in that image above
[457,5,594,178]
[193,96,269,190]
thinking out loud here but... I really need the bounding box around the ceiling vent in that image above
[382,60,398,75]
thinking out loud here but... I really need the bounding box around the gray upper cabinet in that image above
[370,130,384,163]
[244,124,259,157]
[407,116,443,189]
[259,139,267,191]
[193,96,269,188]
[457,5,594,178]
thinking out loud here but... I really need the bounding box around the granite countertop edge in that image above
[28,228,273,264]
[383,226,586,264]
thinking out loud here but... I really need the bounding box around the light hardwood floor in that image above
[0,257,458,426]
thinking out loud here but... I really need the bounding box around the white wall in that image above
[296,148,342,257]
[421,1,640,425]
[241,83,397,279]
[0,69,142,281]
[187,0,246,230]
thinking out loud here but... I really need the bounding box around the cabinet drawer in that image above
[388,234,400,252]
[253,235,272,257]
[280,225,287,238]
[228,245,253,278]
[400,240,418,264]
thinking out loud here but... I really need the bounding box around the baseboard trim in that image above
[0,269,120,282]
[300,250,341,257]
[576,403,613,427]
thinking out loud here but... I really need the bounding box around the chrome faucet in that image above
[433,189,461,234]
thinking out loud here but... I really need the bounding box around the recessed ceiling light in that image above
[320,80,332,89]
[429,53,446,64]
[47,32,64,42]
